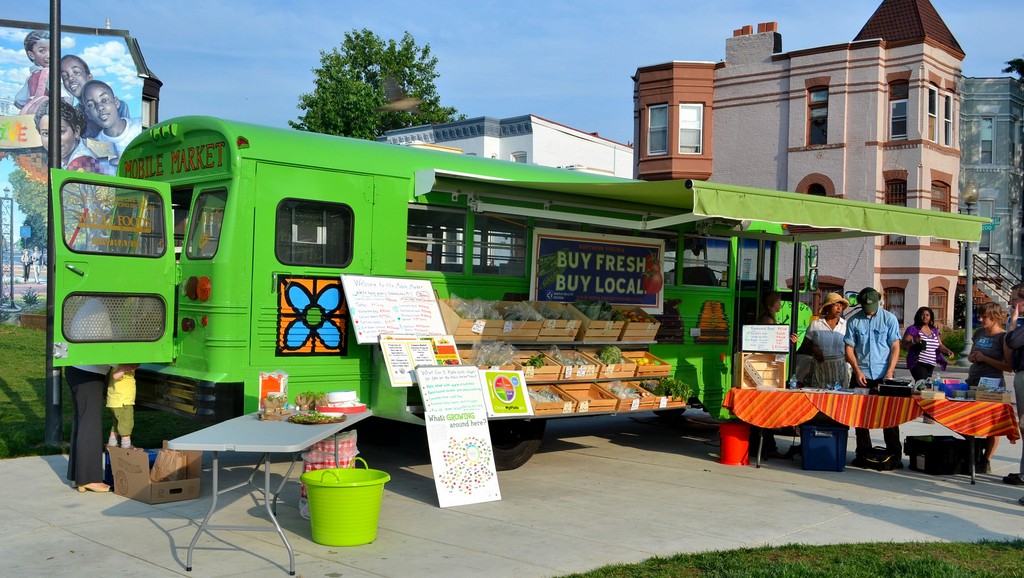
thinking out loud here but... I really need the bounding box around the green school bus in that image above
[49,116,985,469]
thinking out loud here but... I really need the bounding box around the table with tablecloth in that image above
[722,388,1019,480]
[722,388,1020,442]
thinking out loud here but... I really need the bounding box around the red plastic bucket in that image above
[719,422,750,466]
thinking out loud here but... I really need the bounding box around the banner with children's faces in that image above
[1,22,145,224]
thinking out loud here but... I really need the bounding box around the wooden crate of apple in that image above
[614,306,661,341]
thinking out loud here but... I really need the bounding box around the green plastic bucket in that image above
[300,457,390,546]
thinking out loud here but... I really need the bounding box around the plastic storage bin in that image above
[800,425,849,472]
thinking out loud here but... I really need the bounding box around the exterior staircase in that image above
[973,253,1021,308]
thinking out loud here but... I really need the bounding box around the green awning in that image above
[414,170,987,243]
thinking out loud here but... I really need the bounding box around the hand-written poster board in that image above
[416,365,501,508]
[341,275,446,344]
[741,325,791,353]
[379,335,461,387]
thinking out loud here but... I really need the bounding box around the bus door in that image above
[50,170,175,366]
[248,163,375,368]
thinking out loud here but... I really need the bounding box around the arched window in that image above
[928,287,948,327]
[889,82,908,140]
[808,88,828,145]
[885,180,907,245]
[808,183,827,196]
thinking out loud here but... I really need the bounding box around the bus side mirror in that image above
[804,244,818,291]
[806,268,818,291]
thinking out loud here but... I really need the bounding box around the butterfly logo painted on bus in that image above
[276,276,348,356]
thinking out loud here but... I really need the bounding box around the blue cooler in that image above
[800,425,849,472]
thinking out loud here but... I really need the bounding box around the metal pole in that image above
[1,189,12,309]
[957,201,974,367]
[44,0,63,446]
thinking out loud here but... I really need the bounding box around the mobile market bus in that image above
[49,116,986,469]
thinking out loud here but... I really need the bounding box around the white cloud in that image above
[0,46,26,66]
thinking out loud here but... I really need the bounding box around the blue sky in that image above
[4,0,1021,147]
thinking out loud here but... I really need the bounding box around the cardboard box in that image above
[733,352,785,389]
[406,249,427,271]
[800,425,849,472]
[108,445,202,504]
[530,302,582,341]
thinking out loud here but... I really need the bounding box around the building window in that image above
[647,104,668,155]
[473,213,527,276]
[511,151,527,163]
[927,86,939,142]
[884,288,905,326]
[928,287,948,327]
[885,180,907,245]
[807,183,827,196]
[981,118,994,163]
[407,204,465,273]
[931,182,950,247]
[943,95,953,146]
[678,104,703,154]
[889,82,908,140]
[808,88,828,145]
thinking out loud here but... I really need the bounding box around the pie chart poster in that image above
[416,365,501,507]
[480,369,533,417]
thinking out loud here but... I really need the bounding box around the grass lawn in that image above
[0,325,203,458]
[1,324,1021,576]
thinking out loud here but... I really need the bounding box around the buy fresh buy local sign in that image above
[531,228,664,312]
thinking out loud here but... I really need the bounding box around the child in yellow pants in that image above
[107,364,139,449]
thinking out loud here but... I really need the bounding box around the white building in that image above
[380,114,634,178]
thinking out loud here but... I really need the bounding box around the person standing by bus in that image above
[805,292,851,388]
[845,287,903,468]
[106,364,140,450]
[31,247,42,284]
[902,306,954,383]
[21,248,31,283]
[749,291,798,459]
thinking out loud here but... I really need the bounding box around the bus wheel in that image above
[489,419,546,471]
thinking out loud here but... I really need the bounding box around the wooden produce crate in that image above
[733,352,786,389]
[606,381,661,411]
[527,385,576,415]
[974,390,1012,403]
[579,347,638,379]
[621,351,672,377]
[914,389,946,400]
[557,382,619,413]
[567,304,625,341]
[458,348,515,370]
[530,302,582,341]
[439,299,541,342]
[615,306,661,342]
[513,350,563,382]
[546,349,599,380]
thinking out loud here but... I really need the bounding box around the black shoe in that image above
[892,459,904,470]
[766,450,786,459]
[783,445,801,459]
[1003,473,1024,486]
[851,456,868,468]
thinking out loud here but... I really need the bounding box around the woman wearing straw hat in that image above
[805,292,851,389]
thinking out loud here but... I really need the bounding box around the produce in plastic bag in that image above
[536,302,575,321]
[470,341,517,367]
[450,293,501,319]
[606,382,641,399]
[546,345,588,366]
[502,301,543,322]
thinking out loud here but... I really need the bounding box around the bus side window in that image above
[274,198,353,267]
[407,204,466,273]
[186,190,227,260]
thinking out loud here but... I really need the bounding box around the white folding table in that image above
[168,410,371,575]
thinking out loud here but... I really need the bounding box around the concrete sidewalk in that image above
[1,409,1023,577]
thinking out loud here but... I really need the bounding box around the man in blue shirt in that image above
[844,287,903,467]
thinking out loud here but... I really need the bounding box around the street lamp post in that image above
[958,181,981,367]
[1,186,13,309]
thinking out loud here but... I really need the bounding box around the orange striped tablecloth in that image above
[916,398,1020,442]
[722,389,1020,441]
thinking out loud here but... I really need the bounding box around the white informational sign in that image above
[379,335,462,387]
[416,365,501,508]
[341,275,446,344]
[741,324,791,353]
[479,369,533,418]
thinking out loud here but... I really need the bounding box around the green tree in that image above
[1002,56,1024,81]
[9,168,47,223]
[291,29,461,139]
